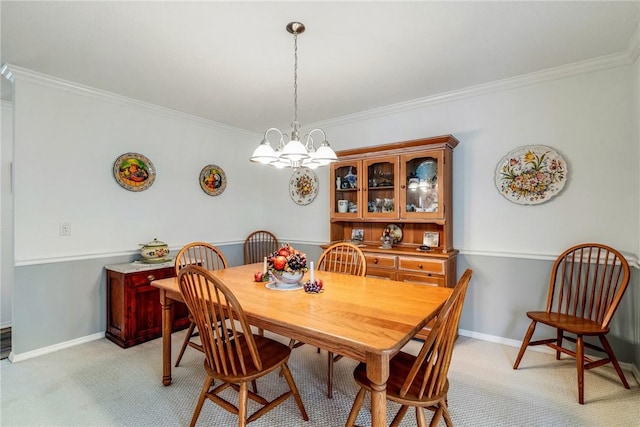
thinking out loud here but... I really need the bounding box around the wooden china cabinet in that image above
[327,135,459,294]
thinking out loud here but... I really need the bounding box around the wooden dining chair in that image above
[317,241,367,277]
[174,242,228,367]
[289,242,367,398]
[178,265,309,427]
[513,243,631,404]
[243,230,278,337]
[243,230,279,264]
[346,268,472,427]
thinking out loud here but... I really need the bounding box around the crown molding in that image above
[3,29,638,140]
[308,50,637,131]
[0,64,258,138]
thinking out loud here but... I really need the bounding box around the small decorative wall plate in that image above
[495,145,567,205]
[199,164,227,196]
[289,167,319,205]
[113,153,155,192]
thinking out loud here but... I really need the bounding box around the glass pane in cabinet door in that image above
[405,156,438,214]
[367,161,395,214]
[334,164,358,215]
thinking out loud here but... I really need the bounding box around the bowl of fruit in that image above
[272,270,304,285]
[268,244,308,288]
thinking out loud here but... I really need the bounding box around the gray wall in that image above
[456,255,638,364]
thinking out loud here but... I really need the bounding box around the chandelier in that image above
[250,22,337,169]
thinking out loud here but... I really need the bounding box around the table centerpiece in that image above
[267,244,308,288]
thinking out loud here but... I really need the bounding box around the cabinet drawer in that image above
[398,257,445,274]
[128,267,174,287]
[365,254,397,269]
[397,272,445,287]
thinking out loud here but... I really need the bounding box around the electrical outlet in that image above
[60,222,71,236]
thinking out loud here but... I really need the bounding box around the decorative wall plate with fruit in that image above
[289,167,318,205]
[113,152,155,192]
[199,164,227,196]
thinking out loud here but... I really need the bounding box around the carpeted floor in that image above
[1,330,638,426]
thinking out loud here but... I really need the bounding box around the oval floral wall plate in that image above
[199,164,227,196]
[113,152,156,192]
[495,145,567,205]
[290,167,319,205]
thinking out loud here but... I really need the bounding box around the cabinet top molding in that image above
[336,135,459,158]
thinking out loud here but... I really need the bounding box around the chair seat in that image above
[205,335,291,382]
[353,352,449,407]
[526,311,609,336]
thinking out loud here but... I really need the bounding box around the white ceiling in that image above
[2,1,639,133]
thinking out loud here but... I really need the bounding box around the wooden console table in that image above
[105,260,190,348]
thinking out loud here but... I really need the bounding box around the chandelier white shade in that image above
[250,22,337,169]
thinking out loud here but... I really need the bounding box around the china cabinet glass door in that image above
[401,151,444,220]
[331,160,361,218]
[363,157,399,219]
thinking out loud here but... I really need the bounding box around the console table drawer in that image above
[398,257,445,274]
[128,266,174,287]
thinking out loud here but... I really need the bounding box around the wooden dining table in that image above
[151,263,452,427]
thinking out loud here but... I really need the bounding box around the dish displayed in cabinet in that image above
[416,159,437,181]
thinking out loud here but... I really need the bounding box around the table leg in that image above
[160,289,173,386]
[366,352,389,427]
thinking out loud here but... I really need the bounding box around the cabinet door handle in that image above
[374,258,379,264]
[400,184,406,189]
[418,264,423,269]
[147,274,155,282]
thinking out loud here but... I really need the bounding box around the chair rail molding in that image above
[14,240,244,266]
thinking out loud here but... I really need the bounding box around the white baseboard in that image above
[458,328,638,383]
[8,332,105,363]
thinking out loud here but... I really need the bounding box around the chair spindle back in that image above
[179,265,262,376]
[175,242,228,275]
[317,242,367,276]
[548,243,630,328]
[244,230,279,264]
[400,269,472,400]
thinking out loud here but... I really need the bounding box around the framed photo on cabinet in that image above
[351,228,364,243]
[423,232,439,248]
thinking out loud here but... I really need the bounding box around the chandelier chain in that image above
[293,32,298,125]
[250,21,337,169]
